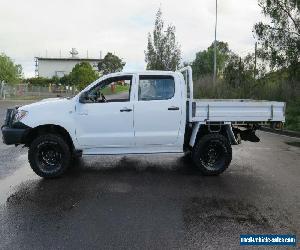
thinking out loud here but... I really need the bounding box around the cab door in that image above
[133,74,183,147]
[75,75,135,148]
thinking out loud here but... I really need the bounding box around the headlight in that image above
[13,110,28,122]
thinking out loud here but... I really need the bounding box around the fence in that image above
[0,82,78,100]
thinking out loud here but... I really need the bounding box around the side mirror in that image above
[79,92,88,103]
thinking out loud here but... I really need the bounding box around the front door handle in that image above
[168,106,179,111]
[120,108,132,112]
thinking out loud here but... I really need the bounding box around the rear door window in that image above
[138,75,175,101]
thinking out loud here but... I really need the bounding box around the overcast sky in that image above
[0,0,264,77]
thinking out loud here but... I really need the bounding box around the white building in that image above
[35,48,102,78]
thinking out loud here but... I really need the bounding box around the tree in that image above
[191,41,230,80]
[145,8,181,71]
[254,0,299,79]
[98,52,125,75]
[0,53,23,83]
[224,53,256,89]
[223,53,243,88]
[69,62,99,90]
[25,76,65,86]
[60,74,71,86]
[25,77,51,86]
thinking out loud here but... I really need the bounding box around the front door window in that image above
[86,76,132,103]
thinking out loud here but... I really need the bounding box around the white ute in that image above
[1,67,285,178]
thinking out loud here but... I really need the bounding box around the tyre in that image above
[192,134,232,176]
[28,134,71,178]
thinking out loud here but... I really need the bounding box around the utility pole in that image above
[213,0,218,86]
[0,81,4,99]
[254,42,257,79]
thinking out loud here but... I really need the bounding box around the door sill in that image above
[82,146,183,155]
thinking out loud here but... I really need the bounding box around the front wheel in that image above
[192,134,232,176]
[28,134,71,178]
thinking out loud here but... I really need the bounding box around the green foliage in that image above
[59,74,72,86]
[25,75,61,86]
[285,100,300,131]
[254,0,300,81]
[51,75,60,85]
[0,53,23,83]
[192,41,230,79]
[223,54,243,88]
[24,77,52,86]
[101,84,129,95]
[191,41,258,91]
[98,52,125,75]
[145,8,181,71]
[69,62,99,90]
[223,53,260,92]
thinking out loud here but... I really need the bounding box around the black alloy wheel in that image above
[28,134,71,178]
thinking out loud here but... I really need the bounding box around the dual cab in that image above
[1,67,285,178]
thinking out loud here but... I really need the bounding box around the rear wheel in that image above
[28,134,71,178]
[192,134,232,176]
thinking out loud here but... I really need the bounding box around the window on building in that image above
[55,71,66,78]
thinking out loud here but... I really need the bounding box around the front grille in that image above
[4,108,16,127]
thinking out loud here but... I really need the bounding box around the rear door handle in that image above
[168,106,179,111]
[120,108,132,112]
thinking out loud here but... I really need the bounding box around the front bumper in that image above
[1,108,31,145]
[1,126,29,145]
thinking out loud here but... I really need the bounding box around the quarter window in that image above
[138,75,175,101]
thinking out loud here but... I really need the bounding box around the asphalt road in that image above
[0,100,299,249]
